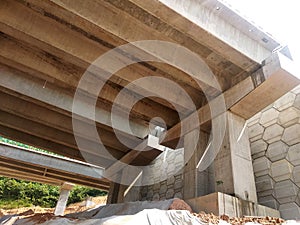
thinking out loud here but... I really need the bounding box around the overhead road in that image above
[0,142,110,190]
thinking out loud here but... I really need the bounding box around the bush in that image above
[0,177,107,209]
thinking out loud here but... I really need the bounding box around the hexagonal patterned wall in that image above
[248,85,300,219]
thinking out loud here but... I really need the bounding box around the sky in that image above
[221,0,300,62]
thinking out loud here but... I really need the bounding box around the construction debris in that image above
[195,212,286,224]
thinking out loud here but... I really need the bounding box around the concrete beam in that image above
[25,0,218,95]
[104,139,149,179]
[163,53,300,146]
[0,110,124,163]
[0,0,207,112]
[162,76,255,146]
[0,65,148,138]
[0,167,62,186]
[0,35,179,126]
[0,143,105,180]
[0,91,135,152]
[231,52,300,118]
[34,0,226,91]
[0,125,113,167]
[0,158,109,190]
[129,0,276,67]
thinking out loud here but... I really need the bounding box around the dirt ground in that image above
[0,195,107,216]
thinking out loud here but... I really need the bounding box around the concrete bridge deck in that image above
[0,0,299,217]
[0,142,109,190]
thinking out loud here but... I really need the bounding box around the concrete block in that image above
[278,107,300,128]
[146,190,154,199]
[247,112,261,126]
[292,166,300,187]
[274,180,299,204]
[153,193,160,201]
[287,144,300,166]
[252,151,267,160]
[166,176,175,186]
[291,85,300,95]
[159,183,167,195]
[259,108,279,127]
[167,163,176,175]
[174,154,183,165]
[261,104,274,113]
[282,124,300,146]
[274,92,296,111]
[248,123,264,139]
[255,175,275,193]
[166,188,175,199]
[266,141,289,162]
[258,195,279,210]
[153,183,160,191]
[294,94,300,110]
[270,159,293,182]
[256,204,281,217]
[263,124,284,144]
[186,192,280,218]
[273,92,296,111]
[174,192,183,199]
[279,202,300,220]
[250,134,263,142]
[251,139,268,155]
[257,189,274,198]
[253,157,271,177]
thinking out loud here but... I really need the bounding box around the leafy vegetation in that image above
[0,177,107,209]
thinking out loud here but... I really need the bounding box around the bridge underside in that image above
[0,0,299,207]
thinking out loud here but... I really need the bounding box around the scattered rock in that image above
[168,198,192,212]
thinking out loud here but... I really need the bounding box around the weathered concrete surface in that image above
[186,192,280,218]
[231,53,300,119]
[248,85,300,219]
[214,112,257,202]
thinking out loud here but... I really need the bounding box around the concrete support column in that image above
[106,171,128,204]
[107,182,120,204]
[54,182,74,216]
[183,129,214,199]
[214,111,257,202]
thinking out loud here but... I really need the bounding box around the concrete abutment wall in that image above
[108,86,300,219]
[248,85,300,219]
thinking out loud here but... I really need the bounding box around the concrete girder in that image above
[40,0,229,92]
[0,125,114,168]
[231,53,300,118]
[0,65,148,138]
[0,34,178,128]
[0,0,207,112]
[0,110,125,163]
[0,91,136,152]
[0,143,109,190]
[127,0,276,68]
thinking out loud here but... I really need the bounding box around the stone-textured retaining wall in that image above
[139,148,184,201]
[248,85,300,219]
